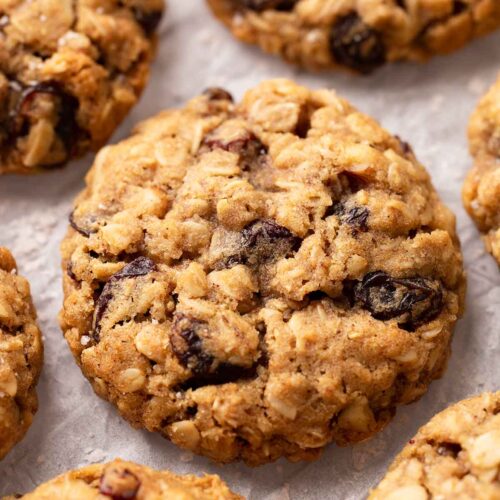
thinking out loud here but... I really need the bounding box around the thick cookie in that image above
[206,0,500,74]
[0,0,164,174]
[0,247,43,460]
[463,75,500,265]
[369,392,500,500]
[2,458,242,499]
[60,79,465,465]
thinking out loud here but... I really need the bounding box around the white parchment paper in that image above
[1,2,499,498]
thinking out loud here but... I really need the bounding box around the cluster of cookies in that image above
[0,0,499,499]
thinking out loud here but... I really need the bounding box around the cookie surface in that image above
[207,0,500,73]
[369,392,500,500]
[0,0,164,174]
[0,247,43,461]
[3,459,241,499]
[463,75,500,265]
[60,79,465,465]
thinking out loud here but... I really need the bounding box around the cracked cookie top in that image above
[369,392,500,500]
[0,247,43,461]
[463,75,500,265]
[206,0,500,73]
[5,459,242,499]
[0,0,164,174]
[60,79,465,465]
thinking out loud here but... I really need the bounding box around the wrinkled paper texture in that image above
[1,2,499,498]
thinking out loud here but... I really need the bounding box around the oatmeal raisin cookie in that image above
[207,0,500,73]
[0,0,164,174]
[370,392,500,500]
[0,247,43,460]
[463,75,500,265]
[2,459,241,499]
[60,79,466,465]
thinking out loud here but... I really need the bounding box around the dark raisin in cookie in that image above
[206,0,500,73]
[60,79,465,465]
[4,459,242,499]
[0,0,164,174]
[463,75,500,266]
[370,392,500,500]
[0,247,43,461]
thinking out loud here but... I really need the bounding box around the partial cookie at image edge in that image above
[0,458,242,499]
[369,392,500,500]
[0,247,43,461]
[206,0,500,74]
[463,74,500,266]
[0,0,165,174]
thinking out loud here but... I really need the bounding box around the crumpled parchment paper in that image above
[1,2,499,498]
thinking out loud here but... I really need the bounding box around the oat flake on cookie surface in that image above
[0,247,43,461]
[0,0,164,174]
[463,74,500,266]
[206,0,500,74]
[369,392,500,500]
[1,458,242,499]
[60,79,466,465]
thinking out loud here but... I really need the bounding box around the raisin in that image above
[170,314,215,376]
[203,130,266,158]
[236,137,268,173]
[295,104,311,138]
[452,1,467,14]
[69,205,119,237]
[202,129,269,175]
[0,82,20,145]
[330,203,369,231]
[436,442,462,457]
[256,322,269,368]
[176,363,259,392]
[0,81,83,167]
[108,257,156,280]
[346,271,443,330]
[132,8,163,35]
[66,261,78,281]
[329,13,386,74]
[99,467,140,500]
[238,219,300,267]
[0,323,21,336]
[216,219,300,269]
[170,314,261,391]
[234,0,298,11]
[395,135,414,157]
[9,82,79,161]
[186,405,198,417]
[51,91,79,154]
[223,254,246,269]
[203,87,234,102]
[344,207,369,229]
[92,257,156,341]
[241,219,300,260]
[69,210,100,237]
[307,290,330,302]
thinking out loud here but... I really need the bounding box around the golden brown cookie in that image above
[207,0,500,74]
[2,458,242,499]
[463,75,500,265]
[60,79,465,465]
[0,0,164,174]
[0,247,43,461]
[369,392,500,500]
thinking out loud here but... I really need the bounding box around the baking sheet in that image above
[1,2,499,498]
